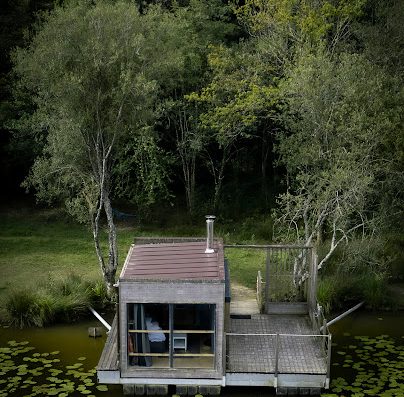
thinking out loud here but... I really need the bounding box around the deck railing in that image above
[225,332,332,386]
[313,304,329,334]
[256,271,265,313]
[224,244,316,311]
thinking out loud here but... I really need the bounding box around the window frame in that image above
[127,303,216,369]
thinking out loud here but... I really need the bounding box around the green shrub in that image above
[47,274,91,322]
[359,272,391,309]
[318,271,392,313]
[35,292,57,325]
[5,290,44,328]
[86,279,109,307]
[317,278,336,315]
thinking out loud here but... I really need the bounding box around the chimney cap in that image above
[205,215,216,220]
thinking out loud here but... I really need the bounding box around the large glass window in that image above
[173,304,215,369]
[127,303,215,369]
[127,304,170,368]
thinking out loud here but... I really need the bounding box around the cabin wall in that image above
[119,280,225,380]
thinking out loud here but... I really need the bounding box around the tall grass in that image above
[318,272,392,315]
[5,274,109,328]
[6,290,45,328]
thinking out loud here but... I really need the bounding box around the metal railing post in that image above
[265,249,270,314]
[225,333,229,369]
[326,334,332,388]
[274,333,280,387]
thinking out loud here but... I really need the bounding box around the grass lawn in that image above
[225,248,266,289]
[0,208,128,316]
[0,206,268,319]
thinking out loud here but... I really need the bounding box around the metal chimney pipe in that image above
[205,215,216,254]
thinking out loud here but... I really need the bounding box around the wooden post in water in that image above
[88,327,103,338]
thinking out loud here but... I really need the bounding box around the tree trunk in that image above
[261,130,270,205]
[182,152,196,215]
[175,107,197,215]
[212,152,227,213]
[103,191,118,298]
[91,209,106,287]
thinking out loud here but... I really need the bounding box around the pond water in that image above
[325,311,404,397]
[0,311,403,397]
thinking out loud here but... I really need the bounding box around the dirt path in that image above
[230,282,260,315]
[231,282,256,300]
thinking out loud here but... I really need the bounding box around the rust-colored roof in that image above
[120,241,225,281]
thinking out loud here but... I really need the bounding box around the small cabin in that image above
[118,236,227,383]
[98,217,332,396]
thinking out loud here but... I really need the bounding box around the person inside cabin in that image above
[146,317,166,353]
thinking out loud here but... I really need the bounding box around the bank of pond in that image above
[0,311,403,397]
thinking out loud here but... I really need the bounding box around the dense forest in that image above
[1,0,403,300]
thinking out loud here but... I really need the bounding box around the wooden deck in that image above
[97,313,330,390]
[97,315,119,371]
[226,314,328,374]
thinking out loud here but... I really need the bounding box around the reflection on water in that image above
[0,311,403,396]
[327,310,404,397]
[0,320,122,397]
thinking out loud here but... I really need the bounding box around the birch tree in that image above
[13,1,179,295]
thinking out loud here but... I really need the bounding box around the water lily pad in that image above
[78,357,86,361]
[66,363,83,369]
[96,385,108,392]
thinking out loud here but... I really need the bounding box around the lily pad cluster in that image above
[322,334,404,397]
[0,340,109,396]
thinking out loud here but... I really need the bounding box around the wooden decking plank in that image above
[97,315,119,371]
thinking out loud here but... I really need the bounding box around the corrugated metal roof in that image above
[120,241,225,281]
